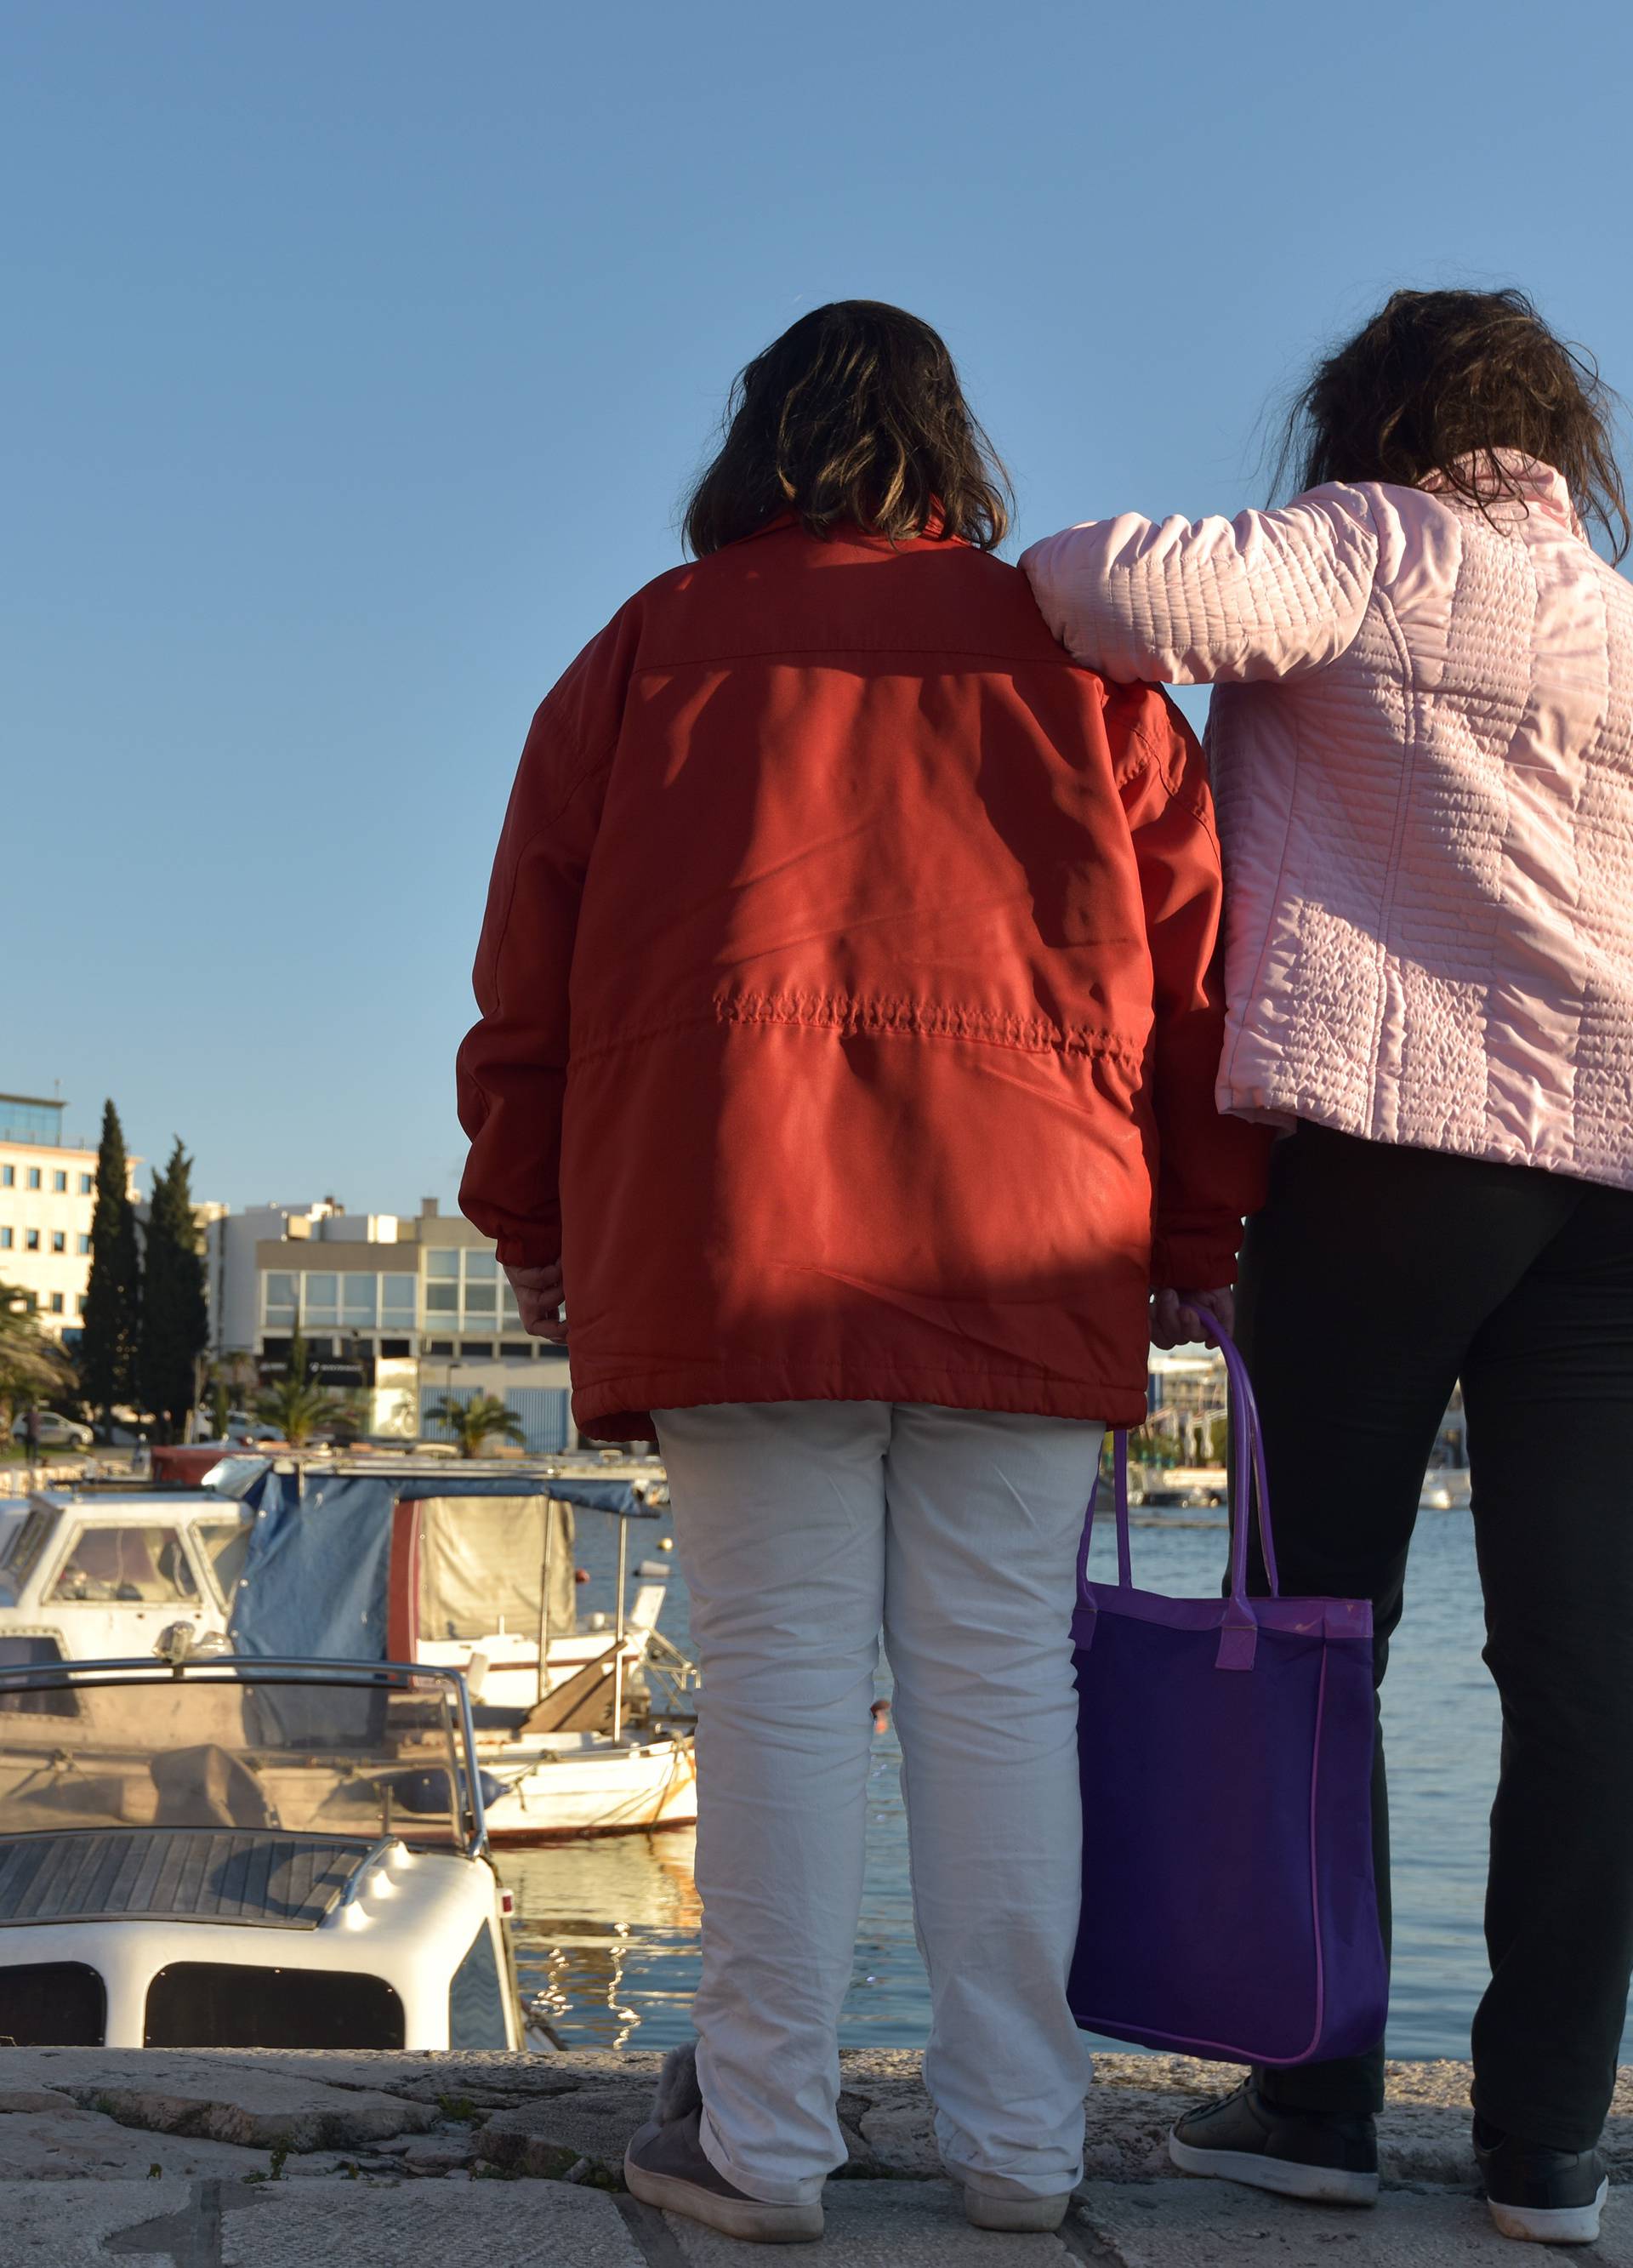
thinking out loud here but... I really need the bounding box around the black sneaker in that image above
[1475,2118,1607,2246]
[1168,2080,1380,2205]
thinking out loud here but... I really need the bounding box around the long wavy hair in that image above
[683,301,1011,556]
[1276,288,1628,561]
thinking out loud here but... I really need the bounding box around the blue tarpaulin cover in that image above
[228,1468,647,1665]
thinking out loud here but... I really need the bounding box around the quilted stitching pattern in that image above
[1025,464,1633,1189]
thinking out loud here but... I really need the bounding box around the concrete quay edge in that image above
[0,2050,1629,2265]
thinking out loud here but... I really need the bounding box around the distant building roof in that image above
[0,1093,68,1148]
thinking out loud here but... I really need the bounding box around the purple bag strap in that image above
[1078,1318,1280,1668]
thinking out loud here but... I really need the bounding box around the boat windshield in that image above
[0,1662,484,1855]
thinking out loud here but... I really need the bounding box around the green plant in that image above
[424,1392,526,1459]
[253,1374,348,1448]
[253,1321,346,1447]
[1127,1422,1181,1470]
[136,1137,209,1444]
[81,1098,141,1423]
[0,1284,77,1440]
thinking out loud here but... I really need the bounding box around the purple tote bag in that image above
[1068,1325,1386,2066]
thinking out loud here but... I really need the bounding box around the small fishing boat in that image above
[0,1458,699,1842]
[0,1655,526,2049]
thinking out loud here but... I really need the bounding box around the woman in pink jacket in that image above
[1024,288,1633,2248]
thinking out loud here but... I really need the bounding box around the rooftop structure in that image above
[0,1090,137,1345]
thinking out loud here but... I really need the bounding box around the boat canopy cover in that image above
[415,1496,576,1642]
[228,1470,646,1665]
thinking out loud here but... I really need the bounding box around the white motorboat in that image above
[0,1460,699,1843]
[0,1655,526,2049]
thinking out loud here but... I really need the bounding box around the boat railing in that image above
[0,1655,492,1860]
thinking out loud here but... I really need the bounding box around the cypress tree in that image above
[80,1100,142,1423]
[137,1138,209,1443]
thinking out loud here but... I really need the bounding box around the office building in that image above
[0,1092,132,1345]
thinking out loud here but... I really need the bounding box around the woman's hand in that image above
[506,1259,567,1342]
[1151,1286,1235,1349]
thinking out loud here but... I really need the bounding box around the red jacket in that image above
[458,518,1267,1441]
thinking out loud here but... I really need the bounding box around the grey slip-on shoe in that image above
[623,2043,824,2245]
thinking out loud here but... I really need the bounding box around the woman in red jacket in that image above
[458,301,1265,2243]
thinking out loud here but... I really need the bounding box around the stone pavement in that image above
[0,2049,1626,2265]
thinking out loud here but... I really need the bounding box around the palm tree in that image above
[0,1282,78,1442]
[424,1393,526,1458]
[253,1370,349,1449]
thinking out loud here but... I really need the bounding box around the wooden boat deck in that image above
[0,1829,376,1929]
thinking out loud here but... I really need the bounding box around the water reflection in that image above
[500,1829,703,2049]
[501,1503,1633,2062]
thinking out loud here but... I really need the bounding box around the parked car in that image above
[10,1412,94,1450]
[192,1406,253,1433]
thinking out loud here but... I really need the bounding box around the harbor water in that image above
[499,1496,1633,2063]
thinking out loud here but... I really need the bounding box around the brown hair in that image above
[683,300,1011,556]
[1277,288,1628,561]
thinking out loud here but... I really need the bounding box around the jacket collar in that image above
[1420,453,1582,538]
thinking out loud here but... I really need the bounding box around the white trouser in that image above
[653,1399,1101,2207]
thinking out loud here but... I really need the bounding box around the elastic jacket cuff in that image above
[1150,1226,1243,1291]
[493,1230,562,1270]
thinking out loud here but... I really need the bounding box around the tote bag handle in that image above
[1079,1319,1280,1669]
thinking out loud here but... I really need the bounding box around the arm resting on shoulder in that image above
[1021,488,1379,687]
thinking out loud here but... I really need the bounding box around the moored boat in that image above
[0,1655,526,2049]
[0,1458,700,1842]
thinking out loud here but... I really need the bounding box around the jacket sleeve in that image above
[455,607,637,1268]
[1116,688,1272,1287]
[1021,487,1379,687]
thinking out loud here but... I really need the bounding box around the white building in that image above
[204,1196,576,1449]
[0,1093,135,1345]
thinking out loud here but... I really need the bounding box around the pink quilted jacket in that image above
[1022,457,1633,1190]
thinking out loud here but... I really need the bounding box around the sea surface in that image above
[498,1497,1630,2063]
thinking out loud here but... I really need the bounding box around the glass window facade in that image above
[0,1099,65,1147]
[26,1170,40,1192]
[420,1248,519,1331]
[78,1174,93,1195]
[52,1171,66,1194]
[260,1268,424,1337]
[0,1168,11,1188]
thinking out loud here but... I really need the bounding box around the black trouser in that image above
[1238,1125,1633,2151]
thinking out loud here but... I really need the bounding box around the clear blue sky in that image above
[6,0,1630,1208]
